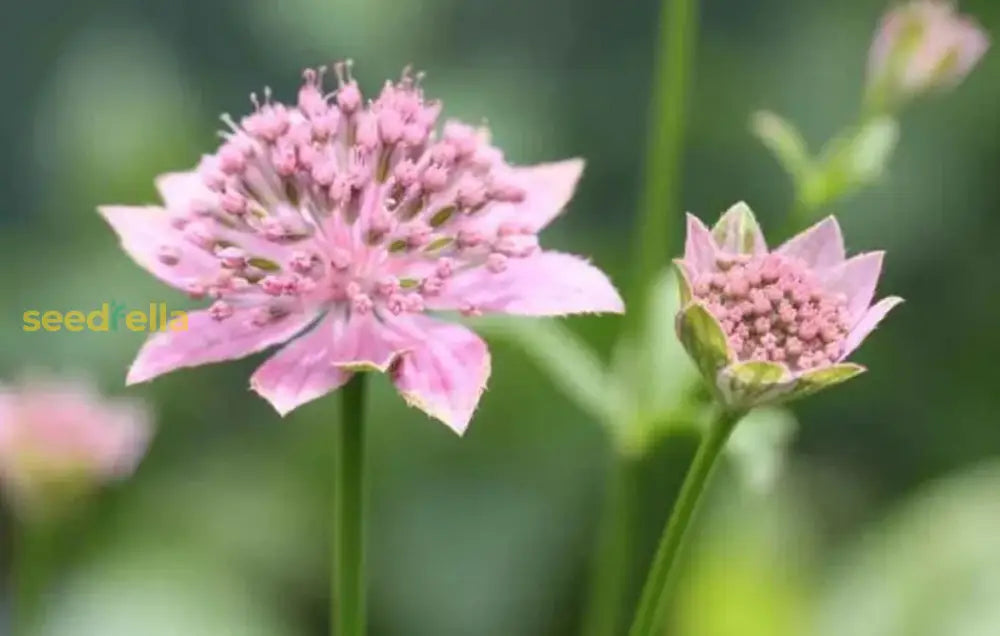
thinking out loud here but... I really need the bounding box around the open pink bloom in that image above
[100,63,623,434]
[674,203,902,409]
[0,377,151,516]
[869,0,989,98]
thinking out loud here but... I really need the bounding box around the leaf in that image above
[782,363,866,403]
[801,117,899,211]
[815,461,1000,636]
[471,316,620,423]
[726,407,797,494]
[676,302,732,386]
[750,110,813,183]
[718,360,791,410]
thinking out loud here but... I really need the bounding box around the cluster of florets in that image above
[692,252,850,370]
[158,62,541,326]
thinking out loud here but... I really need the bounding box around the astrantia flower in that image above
[869,0,988,100]
[0,377,151,517]
[674,203,902,410]
[100,63,623,433]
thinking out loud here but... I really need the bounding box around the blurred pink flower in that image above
[0,377,151,516]
[674,203,902,409]
[100,63,623,433]
[869,0,989,98]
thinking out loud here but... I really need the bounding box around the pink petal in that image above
[776,216,846,269]
[841,295,903,359]
[684,213,718,273]
[389,315,491,435]
[126,308,316,385]
[250,315,352,416]
[508,158,585,231]
[426,251,624,316]
[98,205,218,290]
[820,251,885,322]
[156,169,208,212]
[328,312,407,372]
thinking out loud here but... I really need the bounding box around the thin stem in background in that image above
[333,373,367,636]
[627,0,699,332]
[627,408,745,636]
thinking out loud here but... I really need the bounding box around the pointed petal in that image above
[98,205,218,290]
[328,312,407,373]
[250,315,352,416]
[126,309,316,385]
[841,296,904,359]
[776,216,846,269]
[156,169,208,212]
[672,259,695,305]
[711,202,767,256]
[390,316,491,435]
[508,159,585,231]
[782,363,867,403]
[426,251,624,317]
[820,251,885,322]
[684,213,719,273]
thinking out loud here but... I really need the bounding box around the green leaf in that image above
[676,302,732,385]
[471,316,620,424]
[718,360,790,409]
[726,407,797,494]
[801,117,899,211]
[816,461,1000,636]
[610,269,702,440]
[782,362,865,403]
[750,110,812,182]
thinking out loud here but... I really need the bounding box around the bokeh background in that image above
[2,0,999,634]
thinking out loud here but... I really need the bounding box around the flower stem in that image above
[581,452,641,636]
[333,373,367,636]
[627,408,745,636]
[628,0,699,331]
[13,518,56,635]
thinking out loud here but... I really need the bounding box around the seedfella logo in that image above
[23,301,189,333]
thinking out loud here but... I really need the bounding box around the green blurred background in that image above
[2,0,999,634]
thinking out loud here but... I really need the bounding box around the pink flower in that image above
[869,1,989,98]
[99,63,623,434]
[0,377,151,517]
[674,203,902,409]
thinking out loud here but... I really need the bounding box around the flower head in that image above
[868,1,989,101]
[100,63,623,434]
[0,377,151,518]
[674,203,902,409]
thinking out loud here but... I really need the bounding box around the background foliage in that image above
[2,0,999,634]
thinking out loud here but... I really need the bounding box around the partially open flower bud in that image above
[674,202,902,410]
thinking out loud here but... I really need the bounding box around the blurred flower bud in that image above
[0,376,152,520]
[867,1,989,109]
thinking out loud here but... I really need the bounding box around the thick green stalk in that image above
[627,409,744,636]
[581,452,641,636]
[628,0,699,331]
[333,374,367,636]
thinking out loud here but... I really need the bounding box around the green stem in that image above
[581,452,640,636]
[628,0,699,331]
[333,374,367,636]
[627,409,745,636]
[13,518,56,635]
